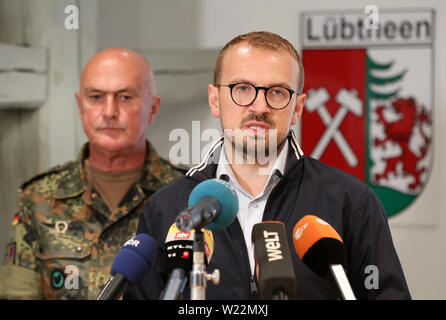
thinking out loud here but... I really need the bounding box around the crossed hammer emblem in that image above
[306,87,363,167]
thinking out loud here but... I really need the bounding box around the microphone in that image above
[175,179,238,232]
[251,221,296,300]
[160,223,214,300]
[96,233,158,300]
[292,215,356,300]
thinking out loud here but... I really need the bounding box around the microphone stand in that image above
[190,229,220,300]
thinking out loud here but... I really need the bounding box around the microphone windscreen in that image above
[188,179,238,231]
[111,233,158,284]
[251,221,296,299]
[292,215,346,277]
[164,223,214,273]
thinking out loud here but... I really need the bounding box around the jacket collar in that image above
[186,130,304,182]
[55,140,166,199]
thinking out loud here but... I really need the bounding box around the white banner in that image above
[302,9,434,48]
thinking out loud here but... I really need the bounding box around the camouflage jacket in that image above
[0,141,184,300]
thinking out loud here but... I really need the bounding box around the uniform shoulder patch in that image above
[4,242,16,265]
[19,160,74,192]
[12,213,20,226]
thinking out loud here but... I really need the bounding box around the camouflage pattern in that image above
[0,141,185,300]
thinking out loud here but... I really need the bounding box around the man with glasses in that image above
[125,32,411,299]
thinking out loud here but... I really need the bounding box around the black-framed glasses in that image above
[215,82,299,110]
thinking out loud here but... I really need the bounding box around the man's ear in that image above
[291,93,306,125]
[75,92,83,120]
[148,95,161,125]
[208,84,221,118]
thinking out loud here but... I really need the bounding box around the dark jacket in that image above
[125,134,411,300]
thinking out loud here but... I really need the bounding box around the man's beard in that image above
[222,113,287,166]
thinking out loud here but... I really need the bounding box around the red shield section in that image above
[301,49,366,180]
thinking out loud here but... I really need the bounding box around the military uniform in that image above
[0,141,184,300]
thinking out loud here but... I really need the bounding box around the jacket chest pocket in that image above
[36,233,92,300]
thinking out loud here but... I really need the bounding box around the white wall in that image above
[97,0,203,51]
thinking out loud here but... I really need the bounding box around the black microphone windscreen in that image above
[302,238,347,278]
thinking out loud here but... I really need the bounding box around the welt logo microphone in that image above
[251,221,296,300]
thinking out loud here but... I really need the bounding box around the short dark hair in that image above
[214,31,304,93]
